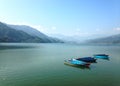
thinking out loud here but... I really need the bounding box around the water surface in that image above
[0,43,120,86]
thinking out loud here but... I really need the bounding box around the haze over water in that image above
[0,43,120,86]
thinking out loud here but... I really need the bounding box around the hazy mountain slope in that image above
[8,25,49,38]
[8,24,63,43]
[0,22,63,43]
[87,34,120,44]
[0,22,47,43]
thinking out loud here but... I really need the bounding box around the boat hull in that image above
[93,54,109,59]
[64,59,90,67]
[64,62,90,68]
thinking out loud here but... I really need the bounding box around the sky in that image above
[0,0,120,39]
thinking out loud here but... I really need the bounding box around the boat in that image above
[64,58,90,67]
[76,57,97,63]
[93,54,109,59]
[64,62,90,69]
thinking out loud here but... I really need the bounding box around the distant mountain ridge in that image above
[87,34,120,44]
[0,22,63,43]
[8,25,50,39]
[8,24,62,43]
[1,21,120,44]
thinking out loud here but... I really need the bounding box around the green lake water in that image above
[0,43,120,86]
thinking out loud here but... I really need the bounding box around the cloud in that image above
[115,27,120,31]
[31,25,47,32]
[51,26,56,30]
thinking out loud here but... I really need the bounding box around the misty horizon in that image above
[0,0,120,41]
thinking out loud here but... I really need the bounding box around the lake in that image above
[0,43,120,86]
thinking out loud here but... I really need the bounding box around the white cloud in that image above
[51,26,56,30]
[31,25,46,32]
[115,27,120,31]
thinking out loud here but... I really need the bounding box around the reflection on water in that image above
[64,63,90,70]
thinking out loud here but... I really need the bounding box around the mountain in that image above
[48,34,89,44]
[8,25,50,39]
[87,34,120,44]
[8,24,63,43]
[0,22,63,43]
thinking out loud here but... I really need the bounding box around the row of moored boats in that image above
[64,54,109,67]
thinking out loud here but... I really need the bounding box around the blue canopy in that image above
[76,57,96,62]
[70,59,86,65]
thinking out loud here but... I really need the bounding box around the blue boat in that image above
[76,57,97,63]
[64,58,90,67]
[93,54,109,59]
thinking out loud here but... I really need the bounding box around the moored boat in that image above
[64,58,90,67]
[93,54,109,59]
[76,57,97,63]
